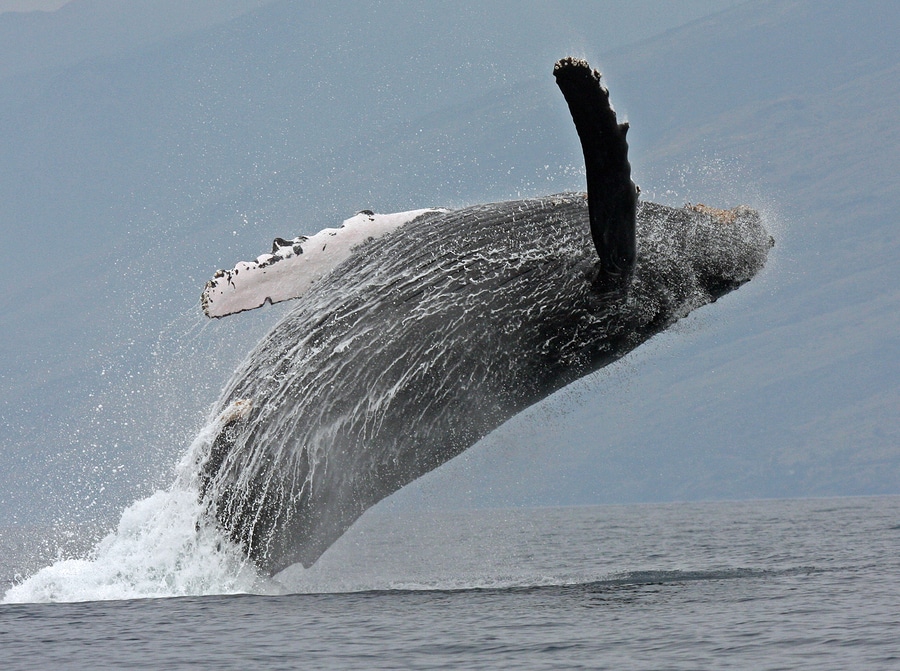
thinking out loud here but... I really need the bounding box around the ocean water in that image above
[2,495,898,669]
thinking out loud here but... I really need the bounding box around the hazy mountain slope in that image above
[0,0,748,525]
[601,0,900,500]
[0,0,276,81]
[1,0,896,526]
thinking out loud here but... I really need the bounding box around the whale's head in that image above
[680,203,774,300]
[575,199,773,370]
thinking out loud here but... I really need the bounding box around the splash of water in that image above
[2,410,270,604]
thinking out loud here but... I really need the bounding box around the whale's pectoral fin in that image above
[554,57,637,282]
[200,209,443,318]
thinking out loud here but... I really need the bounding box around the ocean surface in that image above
[1,495,898,669]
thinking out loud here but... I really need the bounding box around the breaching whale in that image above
[196,58,773,575]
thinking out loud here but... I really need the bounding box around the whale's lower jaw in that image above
[197,195,771,575]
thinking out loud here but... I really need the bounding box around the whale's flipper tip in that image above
[553,57,601,82]
[554,56,637,283]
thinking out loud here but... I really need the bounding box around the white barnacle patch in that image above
[217,398,253,425]
[201,209,443,318]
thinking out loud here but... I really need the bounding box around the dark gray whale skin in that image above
[197,59,773,575]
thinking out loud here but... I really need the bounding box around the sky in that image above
[0,0,897,537]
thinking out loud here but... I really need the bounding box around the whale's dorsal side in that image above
[553,57,637,284]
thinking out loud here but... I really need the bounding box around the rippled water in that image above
[2,496,899,669]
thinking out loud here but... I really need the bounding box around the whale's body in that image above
[199,195,771,574]
[196,59,773,575]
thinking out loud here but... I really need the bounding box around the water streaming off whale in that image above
[188,59,772,575]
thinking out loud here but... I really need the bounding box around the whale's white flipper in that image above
[201,208,443,318]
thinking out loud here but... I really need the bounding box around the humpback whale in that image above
[196,58,773,575]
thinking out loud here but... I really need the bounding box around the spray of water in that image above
[2,410,270,604]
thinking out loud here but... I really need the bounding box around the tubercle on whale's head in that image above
[685,204,773,300]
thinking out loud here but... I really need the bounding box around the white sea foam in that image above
[2,408,272,604]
